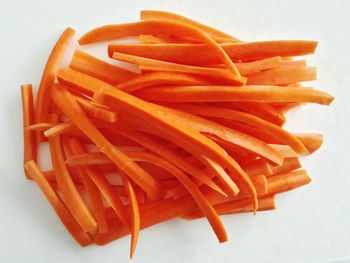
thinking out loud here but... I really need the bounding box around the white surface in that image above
[1,0,349,262]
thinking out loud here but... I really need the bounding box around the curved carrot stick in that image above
[267,170,311,193]
[295,133,323,154]
[24,160,92,246]
[26,122,54,132]
[21,84,37,178]
[108,41,318,64]
[35,27,75,128]
[79,20,242,80]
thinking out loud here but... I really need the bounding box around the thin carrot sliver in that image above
[267,170,311,194]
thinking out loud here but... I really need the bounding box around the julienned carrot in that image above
[49,131,97,232]
[267,170,311,193]
[21,84,36,178]
[108,41,318,64]
[50,84,164,200]
[116,71,211,93]
[269,145,298,158]
[295,133,323,154]
[68,138,108,233]
[270,157,301,176]
[166,103,308,154]
[246,67,317,85]
[26,122,54,132]
[79,20,243,80]
[139,34,192,44]
[140,10,240,42]
[113,52,245,85]
[69,49,136,85]
[57,68,259,211]
[243,159,273,177]
[135,85,334,105]
[276,60,307,68]
[35,27,75,130]
[24,160,92,246]
[120,172,140,258]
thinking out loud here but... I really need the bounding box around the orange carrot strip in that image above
[35,28,75,127]
[267,170,311,194]
[69,49,136,85]
[246,67,316,85]
[276,60,307,68]
[140,10,240,42]
[269,144,298,158]
[243,159,273,177]
[295,133,323,154]
[68,138,108,233]
[21,84,37,178]
[116,71,210,93]
[270,157,301,176]
[44,122,81,138]
[26,122,54,132]
[135,85,334,105]
[108,41,318,64]
[139,34,170,43]
[79,20,242,80]
[49,133,97,232]
[113,52,245,85]
[274,102,302,113]
[168,103,308,154]
[120,173,140,258]
[57,68,260,210]
[50,84,164,199]
[74,95,118,123]
[24,160,92,246]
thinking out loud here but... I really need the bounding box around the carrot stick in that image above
[21,84,37,178]
[246,67,317,85]
[269,144,298,158]
[295,133,323,154]
[57,68,259,211]
[140,10,240,42]
[50,83,164,200]
[49,133,97,232]
[120,173,140,258]
[35,28,75,129]
[68,138,108,233]
[26,122,54,132]
[108,41,318,64]
[270,157,301,175]
[267,170,311,194]
[274,102,302,113]
[276,60,307,68]
[243,159,273,177]
[116,71,211,93]
[24,160,92,246]
[69,49,136,85]
[139,34,190,44]
[113,52,245,85]
[135,85,334,105]
[79,20,243,80]
[167,103,308,154]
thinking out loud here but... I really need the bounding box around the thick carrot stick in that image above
[246,67,317,85]
[49,133,97,232]
[21,84,37,178]
[69,49,136,85]
[295,133,323,154]
[79,20,243,80]
[270,157,301,175]
[116,71,210,93]
[135,85,334,105]
[167,103,308,154]
[276,60,307,68]
[113,52,244,85]
[68,138,108,233]
[50,84,164,200]
[267,170,311,194]
[108,41,318,64]
[140,10,240,42]
[24,160,92,246]
[35,28,75,129]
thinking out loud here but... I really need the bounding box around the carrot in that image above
[276,59,307,68]
[135,85,334,105]
[269,145,298,158]
[139,34,188,44]
[270,157,301,175]
[267,170,311,194]
[69,49,136,85]
[68,138,108,233]
[246,67,317,85]
[166,103,308,154]
[21,84,37,178]
[57,68,259,211]
[113,52,245,85]
[79,20,243,81]
[24,160,92,246]
[108,41,318,65]
[116,71,211,93]
[26,122,54,132]
[50,83,164,200]
[243,159,273,177]
[140,10,240,42]
[295,133,323,154]
[35,28,75,131]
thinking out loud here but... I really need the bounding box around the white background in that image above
[1,0,349,262]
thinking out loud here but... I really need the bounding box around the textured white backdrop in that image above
[0,0,349,262]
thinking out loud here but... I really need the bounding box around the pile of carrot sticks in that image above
[21,10,333,257]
